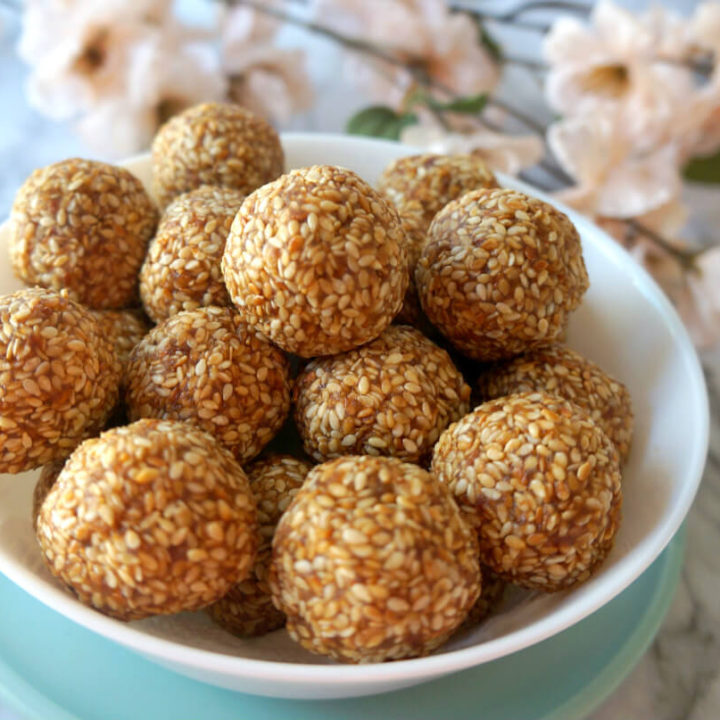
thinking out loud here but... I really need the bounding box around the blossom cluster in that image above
[17,0,311,156]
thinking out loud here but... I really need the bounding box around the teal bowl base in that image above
[0,530,684,720]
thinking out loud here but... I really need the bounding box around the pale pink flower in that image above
[548,112,681,219]
[400,122,543,175]
[312,0,498,106]
[18,0,173,120]
[220,6,312,125]
[76,30,226,156]
[543,0,696,150]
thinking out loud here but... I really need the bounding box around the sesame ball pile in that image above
[432,392,622,591]
[378,153,498,231]
[0,288,122,473]
[125,306,291,465]
[293,325,471,464]
[208,454,312,637]
[478,344,634,460]
[140,186,245,323]
[0,108,636,664]
[36,419,258,620]
[151,102,284,209]
[269,455,481,663]
[9,159,157,309]
[416,188,589,361]
[222,164,409,357]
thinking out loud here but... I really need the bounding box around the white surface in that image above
[0,135,708,699]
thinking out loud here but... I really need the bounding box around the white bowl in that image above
[0,133,709,699]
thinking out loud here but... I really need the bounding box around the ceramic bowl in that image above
[0,134,708,699]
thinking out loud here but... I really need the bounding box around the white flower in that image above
[220,6,312,125]
[400,123,543,175]
[548,113,681,219]
[543,0,696,150]
[312,0,498,106]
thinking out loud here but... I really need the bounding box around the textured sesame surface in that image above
[89,309,151,370]
[460,565,506,630]
[416,188,589,361]
[140,186,245,323]
[293,325,471,464]
[479,344,634,460]
[9,159,157,309]
[222,164,409,357]
[208,454,312,637]
[378,153,498,231]
[270,455,481,663]
[432,391,622,591]
[125,306,290,464]
[151,102,283,209]
[36,418,258,620]
[32,460,64,530]
[0,288,122,473]
[393,203,429,328]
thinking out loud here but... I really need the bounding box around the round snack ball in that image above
[377,153,498,231]
[270,455,481,663]
[460,566,506,629]
[125,306,291,464]
[90,309,151,369]
[393,203,429,327]
[36,419,257,620]
[0,288,122,473]
[432,392,622,591]
[294,325,471,464]
[151,102,284,209]
[416,188,589,361]
[222,165,409,357]
[9,159,158,309]
[207,454,312,637]
[479,344,634,460]
[140,186,245,323]
[32,460,64,531]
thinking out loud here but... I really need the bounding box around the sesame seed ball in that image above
[125,306,291,464]
[208,454,312,637]
[222,165,409,358]
[89,309,152,370]
[293,325,471,464]
[0,288,122,473]
[269,455,481,663]
[479,345,634,460]
[459,566,506,630]
[140,186,245,323]
[32,460,64,531]
[432,391,622,592]
[393,203,429,328]
[9,159,158,309]
[151,102,284,209]
[377,153,498,231]
[36,418,258,621]
[416,188,590,362]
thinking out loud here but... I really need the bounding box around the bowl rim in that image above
[0,132,709,685]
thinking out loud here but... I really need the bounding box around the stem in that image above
[627,220,701,271]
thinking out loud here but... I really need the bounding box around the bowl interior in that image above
[0,134,708,696]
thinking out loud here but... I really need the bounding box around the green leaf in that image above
[346,106,418,141]
[428,93,488,115]
[684,148,720,184]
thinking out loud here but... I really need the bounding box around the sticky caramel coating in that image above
[9,159,157,309]
[270,455,481,663]
[416,188,589,361]
[0,288,122,473]
[89,309,152,370]
[36,419,257,620]
[140,186,245,323]
[222,165,409,357]
[432,392,622,591]
[151,102,283,209]
[378,153,498,230]
[207,454,312,637]
[459,566,506,631]
[125,306,291,465]
[479,344,634,460]
[32,461,64,531]
[393,203,429,327]
[294,326,471,464]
